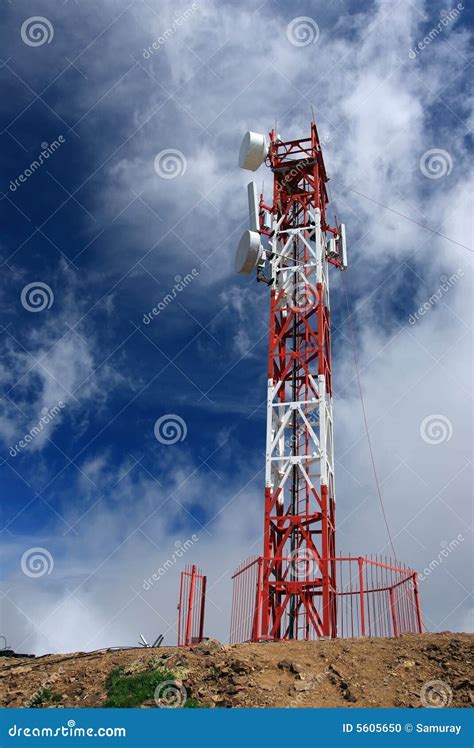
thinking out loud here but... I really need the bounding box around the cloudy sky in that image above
[0,0,472,655]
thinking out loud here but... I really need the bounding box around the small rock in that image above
[289,662,303,675]
[229,660,252,674]
[225,685,244,695]
[292,681,311,692]
[163,654,189,670]
[277,660,302,674]
[230,674,251,686]
[343,689,357,703]
[402,659,416,669]
[190,639,222,655]
[452,678,471,690]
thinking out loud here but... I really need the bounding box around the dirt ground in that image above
[1,632,472,709]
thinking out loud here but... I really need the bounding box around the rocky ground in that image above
[0,632,472,709]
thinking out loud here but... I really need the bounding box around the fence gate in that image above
[177,564,206,647]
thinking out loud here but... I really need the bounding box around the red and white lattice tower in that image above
[236,121,347,640]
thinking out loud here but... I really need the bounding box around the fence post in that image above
[412,573,423,633]
[177,570,184,647]
[185,565,197,647]
[358,557,365,636]
[389,587,398,637]
[198,574,207,643]
[252,557,263,642]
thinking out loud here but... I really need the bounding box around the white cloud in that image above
[0,272,124,453]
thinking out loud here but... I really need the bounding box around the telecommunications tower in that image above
[235,122,347,640]
[175,121,422,646]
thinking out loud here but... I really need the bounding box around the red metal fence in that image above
[230,555,422,644]
[177,564,206,647]
[229,556,263,645]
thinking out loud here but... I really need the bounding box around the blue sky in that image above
[0,0,472,653]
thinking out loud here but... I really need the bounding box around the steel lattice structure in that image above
[254,122,342,640]
[177,120,423,646]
